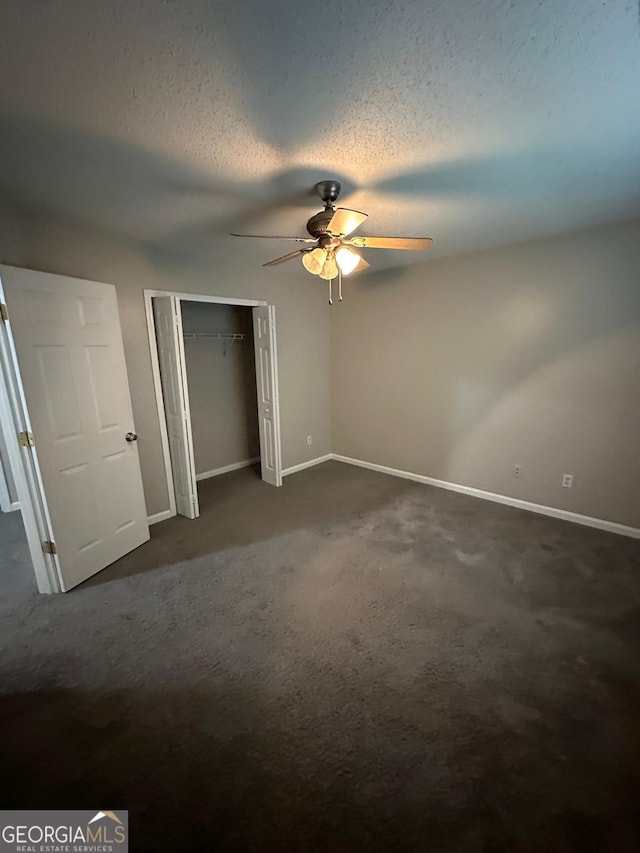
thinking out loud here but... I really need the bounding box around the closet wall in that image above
[181,301,259,478]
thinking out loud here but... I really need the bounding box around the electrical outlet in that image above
[562,474,574,488]
[514,464,521,478]
[306,435,313,446]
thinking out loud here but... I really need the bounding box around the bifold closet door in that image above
[153,296,199,518]
[252,305,282,487]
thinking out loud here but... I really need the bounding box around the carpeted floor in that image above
[1,460,640,851]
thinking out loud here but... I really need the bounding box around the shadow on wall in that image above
[439,246,640,500]
[333,226,640,521]
[448,326,640,516]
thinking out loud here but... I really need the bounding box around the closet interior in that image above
[181,300,260,486]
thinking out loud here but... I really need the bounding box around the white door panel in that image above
[0,265,149,591]
[153,297,199,519]
[252,306,282,487]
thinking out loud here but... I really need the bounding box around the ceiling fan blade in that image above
[327,208,368,238]
[230,233,316,243]
[262,249,311,267]
[346,236,434,251]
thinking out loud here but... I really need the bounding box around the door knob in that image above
[125,432,138,442]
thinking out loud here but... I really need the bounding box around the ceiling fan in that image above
[231,180,434,303]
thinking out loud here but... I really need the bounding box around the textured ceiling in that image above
[0,0,639,268]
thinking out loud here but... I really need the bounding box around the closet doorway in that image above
[145,291,282,521]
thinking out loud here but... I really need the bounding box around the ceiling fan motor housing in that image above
[306,179,343,238]
[306,208,336,238]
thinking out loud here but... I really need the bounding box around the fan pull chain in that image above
[328,277,333,305]
[338,268,343,301]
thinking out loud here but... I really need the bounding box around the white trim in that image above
[148,508,173,525]
[0,271,62,593]
[196,457,260,481]
[144,289,267,307]
[331,454,640,540]
[283,454,333,477]
[144,291,177,519]
[144,289,282,517]
[10,500,20,511]
[173,296,200,518]
[253,304,283,487]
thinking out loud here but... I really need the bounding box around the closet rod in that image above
[183,332,247,341]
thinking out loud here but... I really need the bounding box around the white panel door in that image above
[0,265,149,591]
[252,305,282,487]
[153,297,199,519]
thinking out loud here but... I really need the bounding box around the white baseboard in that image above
[147,453,639,539]
[196,457,260,482]
[10,500,20,512]
[283,454,333,477]
[148,508,174,526]
[331,454,640,540]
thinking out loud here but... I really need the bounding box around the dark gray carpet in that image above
[1,461,640,851]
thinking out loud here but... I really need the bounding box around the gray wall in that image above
[2,207,638,530]
[181,301,259,475]
[332,218,640,528]
[0,212,332,516]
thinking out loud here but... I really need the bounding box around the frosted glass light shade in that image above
[302,247,326,275]
[335,246,361,275]
[319,255,338,280]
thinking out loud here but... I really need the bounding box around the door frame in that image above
[144,290,281,520]
[0,278,62,594]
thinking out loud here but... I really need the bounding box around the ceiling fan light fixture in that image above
[302,247,326,275]
[335,246,361,275]
[231,179,433,303]
[319,254,339,280]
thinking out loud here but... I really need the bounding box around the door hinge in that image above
[43,540,57,555]
[0,303,8,322]
[19,431,35,448]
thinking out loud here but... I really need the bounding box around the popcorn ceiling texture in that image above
[0,0,639,264]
